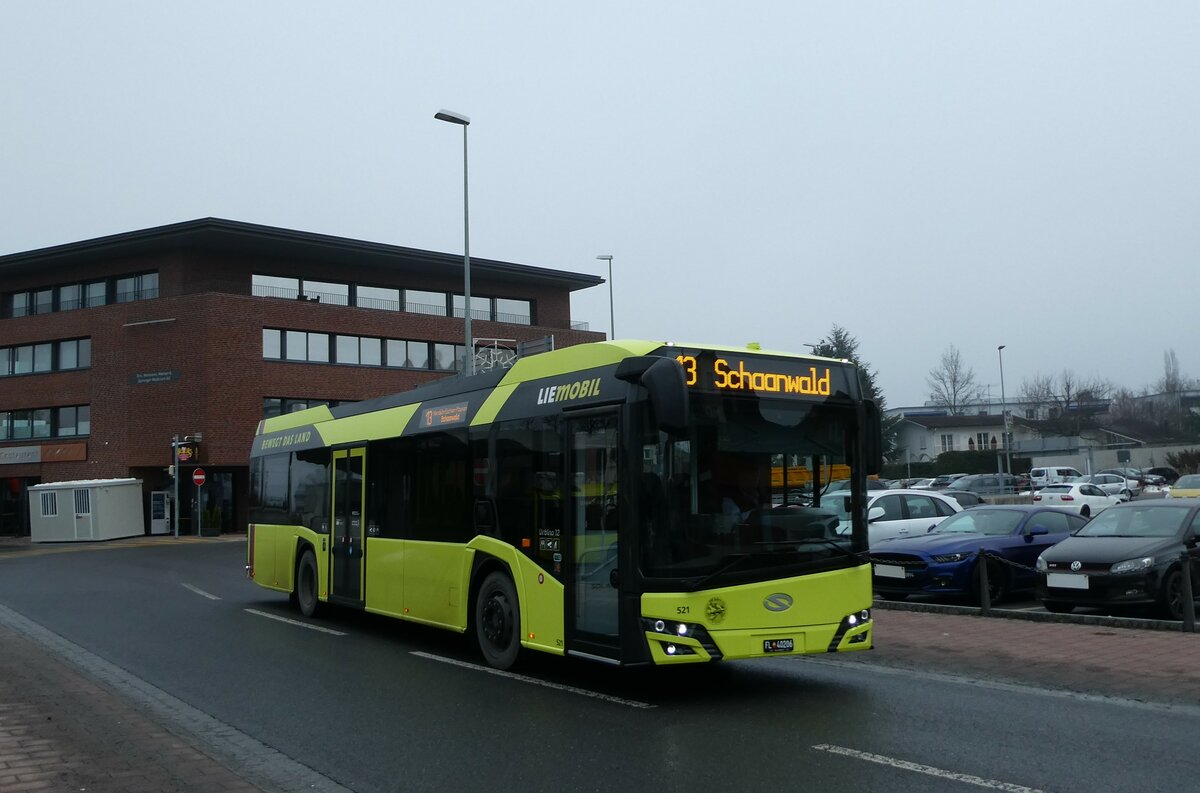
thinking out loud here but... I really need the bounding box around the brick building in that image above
[0,218,604,536]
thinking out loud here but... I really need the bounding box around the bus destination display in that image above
[673,351,850,399]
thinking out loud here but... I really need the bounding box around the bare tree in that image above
[926,345,983,415]
[1020,370,1112,436]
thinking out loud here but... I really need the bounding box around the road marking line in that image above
[244,608,347,636]
[812,744,1050,792]
[180,583,220,600]
[411,651,656,709]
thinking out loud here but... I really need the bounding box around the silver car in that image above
[1080,473,1139,500]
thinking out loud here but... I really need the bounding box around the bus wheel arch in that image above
[471,558,522,670]
[295,544,320,618]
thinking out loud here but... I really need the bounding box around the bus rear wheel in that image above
[296,550,319,618]
[475,571,521,670]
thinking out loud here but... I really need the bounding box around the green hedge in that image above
[882,450,1031,481]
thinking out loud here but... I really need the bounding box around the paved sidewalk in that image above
[0,620,262,793]
[851,607,1200,706]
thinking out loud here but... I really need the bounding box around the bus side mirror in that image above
[616,356,689,435]
[863,400,883,475]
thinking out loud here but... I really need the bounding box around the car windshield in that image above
[1175,475,1200,489]
[1074,505,1191,538]
[930,509,1023,536]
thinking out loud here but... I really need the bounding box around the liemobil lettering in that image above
[712,359,831,396]
[536,377,602,405]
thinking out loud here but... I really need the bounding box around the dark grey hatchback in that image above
[1036,498,1200,619]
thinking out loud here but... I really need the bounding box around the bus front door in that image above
[330,447,366,604]
[565,413,622,663]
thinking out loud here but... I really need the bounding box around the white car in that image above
[830,489,962,547]
[1032,482,1121,517]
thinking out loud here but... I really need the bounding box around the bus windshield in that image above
[638,394,865,587]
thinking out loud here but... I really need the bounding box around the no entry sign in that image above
[192,468,206,487]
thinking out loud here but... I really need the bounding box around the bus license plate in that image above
[763,638,794,653]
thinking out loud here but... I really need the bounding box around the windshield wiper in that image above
[684,553,756,592]
[795,537,869,563]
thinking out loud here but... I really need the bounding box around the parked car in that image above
[1029,466,1083,489]
[928,473,969,490]
[1037,499,1200,619]
[1033,482,1121,517]
[822,478,890,494]
[1168,474,1200,499]
[829,489,962,547]
[945,473,1021,496]
[1145,466,1180,485]
[872,506,1086,604]
[1079,473,1138,500]
[943,490,985,509]
[1098,467,1163,488]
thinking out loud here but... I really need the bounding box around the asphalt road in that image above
[0,541,1193,793]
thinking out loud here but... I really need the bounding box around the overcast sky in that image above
[3,2,1197,407]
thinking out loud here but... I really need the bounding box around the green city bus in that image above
[247,339,881,668]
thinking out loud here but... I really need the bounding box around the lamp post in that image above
[596,255,614,339]
[998,345,1010,475]
[435,109,473,376]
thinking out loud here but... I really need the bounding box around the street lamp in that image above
[998,345,1010,474]
[596,255,614,339]
[435,109,473,376]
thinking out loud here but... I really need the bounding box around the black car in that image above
[1036,499,1200,619]
[1145,466,1180,485]
[943,490,985,509]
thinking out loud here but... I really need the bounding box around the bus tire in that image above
[296,549,319,618]
[475,571,521,670]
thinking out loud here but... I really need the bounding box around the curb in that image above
[873,598,1195,634]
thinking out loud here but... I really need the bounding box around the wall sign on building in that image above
[0,446,41,466]
[130,370,180,385]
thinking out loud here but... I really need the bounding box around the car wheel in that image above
[1044,601,1075,614]
[1079,505,1091,518]
[1120,489,1131,501]
[1160,568,1184,620]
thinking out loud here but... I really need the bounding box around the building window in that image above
[9,293,29,318]
[940,434,954,453]
[356,286,400,311]
[0,405,89,438]
[85,281,107,307]
[452,294,491,321]
[263,329,282,359]
[495,298,532,325]
[976,433,991,449]
[116,273,159,303]
[336,335,360,364]
[303,281,349,306]
[252,275,299,300]
[405,289,447,316]
[58,284,81,311]
[34,289,54,314]
[0,338,92,377]
[360,337,382,366]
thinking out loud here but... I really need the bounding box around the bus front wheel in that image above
[296,550,319,618]
[475,571,521,670]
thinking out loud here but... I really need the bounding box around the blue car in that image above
[871,506,1086,604]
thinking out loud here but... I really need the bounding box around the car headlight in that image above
[931,552,970,563]
[1110,557,1154,574]
[1035,556,1047,572]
